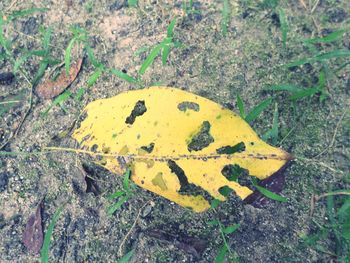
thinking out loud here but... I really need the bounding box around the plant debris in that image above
[22,200,44,254]
[36,58,83,99]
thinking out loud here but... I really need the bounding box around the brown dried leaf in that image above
[36,59,83,99]
[22,200,44,254]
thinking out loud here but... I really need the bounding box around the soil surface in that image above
[0,0,349,262]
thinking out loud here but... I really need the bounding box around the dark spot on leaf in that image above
[216,142,246,154]
[140,142,155,153]
[167,160,190,192]
[22,200,44,254]
[125,100,147,124]
[91,144,98,152]
[187,121,214,152]
[177,101,200,112]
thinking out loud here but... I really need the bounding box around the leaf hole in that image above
[140,142,155,153]
[216,142,246,154]
[125,100,147,124]
[187,121,214,152]
[177,101,200,112]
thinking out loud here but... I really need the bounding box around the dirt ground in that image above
[0,0,349,262]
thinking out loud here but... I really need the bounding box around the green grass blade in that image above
[138,44,162,75]
[262,103,279,144]
[252,178,287,202]
[107,191,125,200]
[42,26,53,51]
[107,195,129,216]
[127,0,138,7]
[223,224,240,234]
[109,68,138,84]
[167,18,177,38]
[245,98,272,123]
[316,49,350,60]
[266,84,302,93]
[117,249,135,263]
[8,8,48,20]
[40,205,64,263]
[85,44,100,67]
[86,67,104,87]
[221,0,230,36]
[290,87,319,100]
[236,95,245,118]
[122,169,131,191]
[32,61,49,86]
[162,45,171,65]
[304,29,347,44]
[42,90,72,116]
[64,38,76,74]
[214,245,227,263]
[278,8,288,48]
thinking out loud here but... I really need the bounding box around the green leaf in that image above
[107,195,129,216]
[87,66,104,87]
[40,205,64,263]
[138,44,162,75]
[304,29,348,44]
[252,178,287,202]
[116,249,135,263]
[162,45,171,65]
[167,18,177,38]
[236,95,245,118]
[109,68,139,84]
[223,224,240,234]
[64,38,76,74]
[128,0,138,7]
[214,245,228,263]
[245,98,273,123]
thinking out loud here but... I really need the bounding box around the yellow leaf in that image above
[72,87,292,212]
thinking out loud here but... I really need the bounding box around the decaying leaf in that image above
[22,200,44,254]
[36,59,82,99]
[72,87,292,212]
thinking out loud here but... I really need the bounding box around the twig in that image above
[313,110,348,159]
[298,0,308,10]
[5,0,18,12]
[0,100,21,105]
[311,0,320,13]
[315,191,350,200]
[118,200,151,256]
